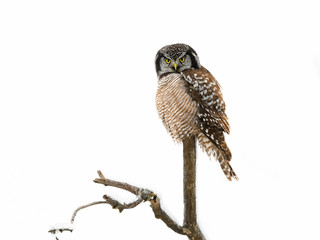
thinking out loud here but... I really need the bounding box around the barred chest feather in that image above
[156,73,197,142]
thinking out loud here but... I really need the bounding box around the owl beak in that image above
[174,63,177,70]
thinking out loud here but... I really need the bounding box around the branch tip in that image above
[97,170,105,179]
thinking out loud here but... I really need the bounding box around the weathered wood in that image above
[183,136,205,240]
[58,139,207,239]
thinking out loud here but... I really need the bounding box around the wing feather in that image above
[181,66,230,134]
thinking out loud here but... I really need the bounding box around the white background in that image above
[1,0,320,239]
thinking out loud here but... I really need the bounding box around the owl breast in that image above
[156,73,197,142]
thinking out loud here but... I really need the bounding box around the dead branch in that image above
[183,136,205,239]
[71,201,108,223]
[50,138,206,239]
[102,194,143,213]
[94,170,140,195]
[93,170,190,236]
[149,195,191,236]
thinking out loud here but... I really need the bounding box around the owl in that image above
[155,43,238,181]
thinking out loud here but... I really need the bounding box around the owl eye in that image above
[165,58,171,64]
[180,57,185,63]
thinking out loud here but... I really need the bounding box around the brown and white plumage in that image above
[155,43,238,181]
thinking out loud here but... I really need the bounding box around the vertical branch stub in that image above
[183,136,206,239]
[183,135,197,227]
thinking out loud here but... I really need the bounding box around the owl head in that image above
[155,43,201,77]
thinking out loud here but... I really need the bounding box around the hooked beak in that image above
[174,63,177,70]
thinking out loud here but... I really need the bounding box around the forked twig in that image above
[50,166,200,239]
[93,170,189,236]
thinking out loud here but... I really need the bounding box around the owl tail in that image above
[216,152,238,181]
[197,132,238,181]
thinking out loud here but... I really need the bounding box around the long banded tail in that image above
[197,132,238,181]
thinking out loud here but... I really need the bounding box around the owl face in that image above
[155,43,201,77]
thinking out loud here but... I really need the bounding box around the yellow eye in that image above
[180,57,185,63]
[165,58,171,64]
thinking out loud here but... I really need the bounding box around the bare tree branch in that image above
[102,194,143,213]
[48,228,73,234]
[183,136,197,227]
[94,170,140,195]
[51,139,207,240]
[92,171,190,236]
[149,195,191,236]
[71,201,108,223]
[183,136,205,240]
